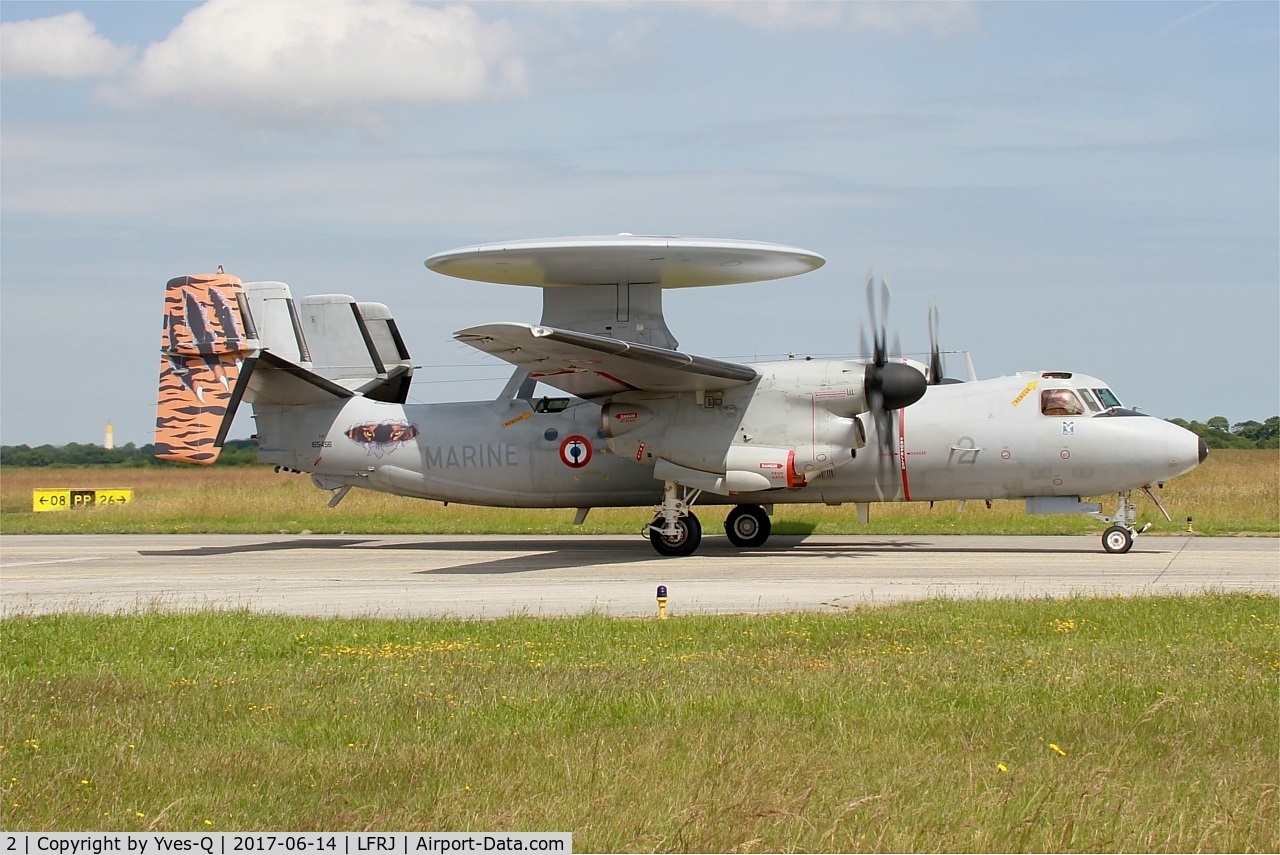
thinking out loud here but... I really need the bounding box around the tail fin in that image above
[240,283,413,404]
[156,275,415,464]
[155,274,256,464]
[291,292,413,402]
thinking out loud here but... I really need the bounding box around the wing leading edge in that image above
[456,322,758,399]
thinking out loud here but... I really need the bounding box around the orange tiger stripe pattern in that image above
[155,274,253,464]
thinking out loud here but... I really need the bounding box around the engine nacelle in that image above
[724,445,805,489]
[791,443,857,478]
[779,360,926,418]
[601,402,654,438]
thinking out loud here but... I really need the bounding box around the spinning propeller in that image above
[928,301,944,385]
[860,272,927,483]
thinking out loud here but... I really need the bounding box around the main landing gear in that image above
[648,481,703,557]
[724,504,771,547]
[647,483,774,556]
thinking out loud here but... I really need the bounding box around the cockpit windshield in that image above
[1077,388,1102,412]
[1039,380,1122,416]
[1092,387,1122,409]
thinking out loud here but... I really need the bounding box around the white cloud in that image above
[0,11,132,80]
[125,0,526,123]
[700,1,979,39]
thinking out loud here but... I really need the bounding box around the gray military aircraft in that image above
[155,234,1206,556]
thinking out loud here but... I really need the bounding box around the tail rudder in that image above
[155,274,256,464]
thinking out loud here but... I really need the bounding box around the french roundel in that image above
[559,435,592,468]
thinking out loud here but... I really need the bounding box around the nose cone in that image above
[1091,414,1207,490]
[1163,420,1207,479]
[880,362,928,410]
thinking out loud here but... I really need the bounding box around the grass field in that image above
[2,596,1275,850]
[1,449,1276,536]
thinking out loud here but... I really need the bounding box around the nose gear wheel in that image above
[1102,525,1134,554]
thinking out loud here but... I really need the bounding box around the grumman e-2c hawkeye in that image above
[155,235,1206,556]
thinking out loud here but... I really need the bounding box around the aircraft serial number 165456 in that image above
[154,235,1204,556]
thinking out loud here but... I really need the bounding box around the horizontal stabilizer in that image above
[243,351,356,406]
[455,322,758,399]
[156,274,256,464]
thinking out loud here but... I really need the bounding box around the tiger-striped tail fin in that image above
[155,274,258,464]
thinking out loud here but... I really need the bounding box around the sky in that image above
[1,0,1276,448]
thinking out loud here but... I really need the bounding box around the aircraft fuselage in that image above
[254,369,1204,512]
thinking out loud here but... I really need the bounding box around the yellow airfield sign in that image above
[32,489,133,512]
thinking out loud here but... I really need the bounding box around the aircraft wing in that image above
[455,323,759,398]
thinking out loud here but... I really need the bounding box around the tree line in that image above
[1167,416,1278,450]
[0,439,261,467]
[3,415,1275,467]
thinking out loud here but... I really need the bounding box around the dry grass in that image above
[2,449,1276,535]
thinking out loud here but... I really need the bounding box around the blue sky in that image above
[2,0,1276,447]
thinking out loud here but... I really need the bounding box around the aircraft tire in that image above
[649,512,702,557]
[1102,525,1134,554]
[724,505,771,548]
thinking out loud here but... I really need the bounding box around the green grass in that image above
[2,449,1277,536]
[3,596,1276,851]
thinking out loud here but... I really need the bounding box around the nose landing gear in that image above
[1102,524,1135,554]
[1093,487,1167,553]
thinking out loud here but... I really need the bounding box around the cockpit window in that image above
[1092,388,1122,409]
[1078,388,1102,412]
[1041,388,1085,416]
[534,397,571,413]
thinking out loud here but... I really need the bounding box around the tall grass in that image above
[2,596,1275,850]
[2,449,1276,535]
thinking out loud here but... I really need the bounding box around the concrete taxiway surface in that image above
[1,534,1275,619]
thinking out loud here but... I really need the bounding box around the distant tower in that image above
[104,420,115,450]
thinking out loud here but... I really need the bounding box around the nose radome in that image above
[1164,419,1206,479]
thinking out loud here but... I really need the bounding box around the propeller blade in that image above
[871,399,896,497]
[927,301,944,385]
[865,269,877,326]
[878,276,891,333]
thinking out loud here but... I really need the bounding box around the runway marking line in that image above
[2,557,110,568]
